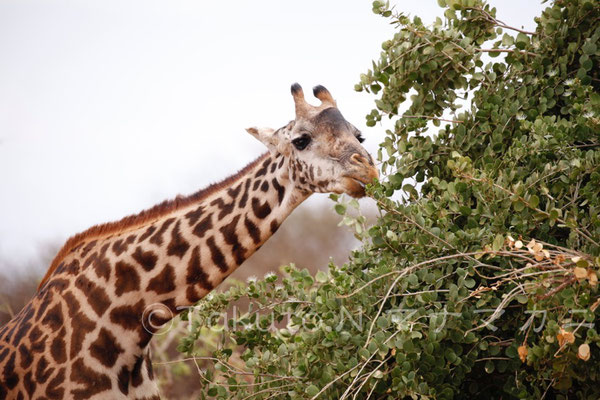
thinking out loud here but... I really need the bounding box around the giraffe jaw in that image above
[340,176,369,198]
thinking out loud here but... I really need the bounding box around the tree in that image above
[177,0,600,398]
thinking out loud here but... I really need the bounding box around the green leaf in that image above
[502,34,514,47]
[492,234,504,251]
[334,204,346,215]
[315,271,328,283]
[306,385,320,397]
[529,195,539,209]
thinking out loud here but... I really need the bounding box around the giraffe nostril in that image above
[350,153,368,166]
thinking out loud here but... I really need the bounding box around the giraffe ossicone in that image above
[0,83,378,399]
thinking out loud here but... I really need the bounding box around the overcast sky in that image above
[0,0,545,271]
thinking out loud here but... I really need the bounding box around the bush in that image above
[178,0,600,398]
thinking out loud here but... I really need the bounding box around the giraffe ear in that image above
[246,127,290,156]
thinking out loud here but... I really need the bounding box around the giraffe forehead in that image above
[310,107,350,133]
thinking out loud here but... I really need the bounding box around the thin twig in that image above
[401,115,464,124]
[477,48,538,57]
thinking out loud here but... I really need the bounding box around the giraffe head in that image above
[247,83,378,198]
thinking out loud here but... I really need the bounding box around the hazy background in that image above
[0,0,544,280]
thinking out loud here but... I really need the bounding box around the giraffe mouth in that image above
[341,176,369,198]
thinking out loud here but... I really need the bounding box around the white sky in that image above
[0,0,545,270]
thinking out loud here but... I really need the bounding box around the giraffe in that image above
[0,83,378,399]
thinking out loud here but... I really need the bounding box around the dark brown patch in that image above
[3,352,18,389]
[69,312,96,359]
[44,277,69,293]
[112,238,130,256]
[244,216,261,245]
[117,365,130,395]
[138,225,157,243]
[18,343,33,369]
[45,367,65,399]
[145,352,154,380]
[239,179,251,208]
[270,219,280,234]
[132,246,158,272]
[206,236,228,272]
[24,372,36,398]
[62,291,81,318]
[41,303,63,332]
[35,291,52,320]
[35,355,53,384]
[147,264,176,295]
[115,261,141,296]
[186,286,201,303]
[252,179,262,191]
[70,358,112,398]
[220,215,246,265]
[90,328,124,368]
[186,246,213,290]
[272,178,285,204]
[90,249,111,281]
[131,356,144,387]
[184,206,204,226]
[278,156,285,168]
[255,158,271,177]
[149,217,175,246]
[270,161,278,173]
[210,197,235,219]
[75,275,111,317]
[227,182,242,199]
[192,214,213,239]
[167,221,190,258]
[80,240,97,258]
[50,328,67,364]
[12,306,34,346]
[252,198,272,219]
[260,180,269,192]
[28,326,44,352]
[55,259,80,277]
[110,299,145,331]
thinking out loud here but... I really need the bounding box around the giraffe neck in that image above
[51,151,307,331]
[6,152,309,398]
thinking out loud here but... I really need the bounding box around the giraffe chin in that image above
[340,176,368,198]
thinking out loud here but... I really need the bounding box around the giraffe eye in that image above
[292,135,311,151]
[356,133,365,143]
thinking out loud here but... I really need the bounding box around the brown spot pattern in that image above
[192,214,213,238]
[244,216,261,244]
[90,328,124,368]
[132,246,158,272]
[167,221,190,258]
[115,261,141,296]
[45,367,65,399]
[70,358,111,398]
[220,215,246,265]
[149,217,175,246]
[110,299,145,331]
[75,275,110,317]
[184,206,204,225]
[186,246,213,291]
[206,236,228,272]
[50,328,67,364]
[147,264,176,295]
[252,197,272,219]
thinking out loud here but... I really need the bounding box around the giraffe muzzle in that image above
[341,153,379,198]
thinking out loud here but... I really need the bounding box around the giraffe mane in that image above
[38,152,270,291]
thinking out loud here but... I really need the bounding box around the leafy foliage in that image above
[178,0,600,398]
